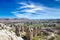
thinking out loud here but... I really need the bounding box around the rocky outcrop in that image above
[0,29,23,40]
[0,23,23,40]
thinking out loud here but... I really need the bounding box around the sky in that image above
[0,0,60,19]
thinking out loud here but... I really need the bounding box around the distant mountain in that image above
[0,18,60,23]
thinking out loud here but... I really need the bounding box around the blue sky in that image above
[0,0,60,19]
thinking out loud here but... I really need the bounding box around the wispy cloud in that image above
[12,1,60,19]
[55,0,60,1]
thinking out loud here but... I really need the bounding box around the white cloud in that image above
[12,11,33,18]
[55,0,60,1]
[55,0,60,3]
[12,1,60,19]
[19,2,35,9]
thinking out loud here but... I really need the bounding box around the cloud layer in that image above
[12,1,60,19]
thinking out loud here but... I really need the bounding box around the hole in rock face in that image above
[22,36,27,40]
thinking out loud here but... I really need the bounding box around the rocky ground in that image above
[0,23,60,40]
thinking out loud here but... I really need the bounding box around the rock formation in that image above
[0,23,23,40]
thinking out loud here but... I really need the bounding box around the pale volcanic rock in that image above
[0,29,23,40]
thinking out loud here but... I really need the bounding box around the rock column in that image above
[26,27,33,40]
[15,25,20,36]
